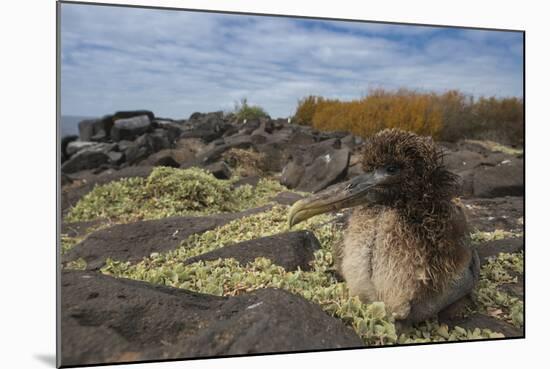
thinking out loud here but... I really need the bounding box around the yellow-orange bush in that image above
[294,89,523,145]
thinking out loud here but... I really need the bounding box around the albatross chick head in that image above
[288,129,459,227]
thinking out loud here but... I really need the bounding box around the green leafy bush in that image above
[234,98,270,122]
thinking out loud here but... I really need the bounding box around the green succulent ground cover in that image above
[61,223,110,255]
[475,252,524,327]
[64,166,523,345]
[465,140,524,156]
[470,229,523,244]
[65,167,288,223]
[61,234,83,254]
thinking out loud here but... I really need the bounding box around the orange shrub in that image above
[293,89,523,145]
[470,96,524,144]
[293,96,322,126]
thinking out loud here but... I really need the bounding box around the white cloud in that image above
[60,3,523,118]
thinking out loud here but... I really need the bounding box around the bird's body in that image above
[289,129,479,323]
[335,204,477,322]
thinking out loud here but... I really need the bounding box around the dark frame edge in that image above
[56,1,62,368]
[522,29,526,339]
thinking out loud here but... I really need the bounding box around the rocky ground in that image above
[60,110,524,366]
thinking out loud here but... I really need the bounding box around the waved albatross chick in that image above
[288,129,479,324]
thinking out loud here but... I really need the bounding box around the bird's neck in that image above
[397,198,466,249]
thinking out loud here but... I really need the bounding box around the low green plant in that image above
[470,229,523,244]
[474,252,524,327]
[101,205,337,276]
[234,98,269,122]
[65,258,87,270]
[61,234,83,254]
[66,167,289,223]
[101,205,507,345]
[465,140,523,156]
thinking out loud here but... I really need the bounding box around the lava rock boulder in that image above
[184,230,321,271]
[111,115,153,142]
[60,270,363,366]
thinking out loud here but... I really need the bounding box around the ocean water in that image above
[60,115,94,138]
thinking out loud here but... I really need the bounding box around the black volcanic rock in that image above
[153,119,184,141]
[237,118,261,135]
[281,139,351,193]
[65,141,98,157]
[141,148,196,168]
[477,237,524,263]
[61,143,117,174]
[204,161,232,179]
[121,131,173,165]
[280,161,304,189]
[254,140,292,172]
[440,142,524,198]
[182,135,254,168]
[180,111,233,142]
[113,110,155,121]
[62,206,272,270]
[470,160,523,198]
[111,115,152,142]
[462,196,523,232]
[61,135,78,162]
[184,230,321,271]
[295,148,350,192]
[60,270,363,366]
[78,116,114,142]
[270,191,305,206]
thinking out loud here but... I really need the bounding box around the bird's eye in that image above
[386,165,399,174]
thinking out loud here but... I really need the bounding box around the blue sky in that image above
[60,3,524,119]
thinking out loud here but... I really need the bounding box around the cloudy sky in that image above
[60,3,524,119]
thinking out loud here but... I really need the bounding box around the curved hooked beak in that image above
[288,171,387,228]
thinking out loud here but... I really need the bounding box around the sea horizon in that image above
[60,115,94,138]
